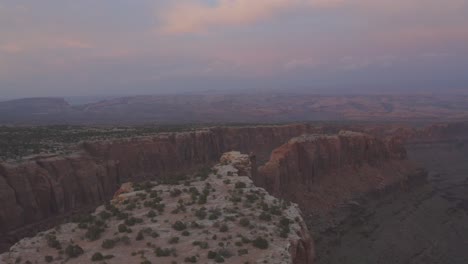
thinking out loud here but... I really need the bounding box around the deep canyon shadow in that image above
[311,141,468,264]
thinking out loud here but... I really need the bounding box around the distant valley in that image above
[2,94,468,125]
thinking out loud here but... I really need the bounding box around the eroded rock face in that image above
[0,125,324,237]
[0,155,119,233]
[256,131,424,212]
[0,152,314,264]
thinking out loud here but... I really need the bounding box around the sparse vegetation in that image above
[65,244,84,258]
[252,237,269,249]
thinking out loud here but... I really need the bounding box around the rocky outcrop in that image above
[0,124,325,238]
[1,152,314,264]
[256,131,424,212]
[0,154,119,233]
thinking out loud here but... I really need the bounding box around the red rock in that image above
[256,131,423,213]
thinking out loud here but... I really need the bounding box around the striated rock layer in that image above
[1,152,313,264]
[256,131,425,213]
[0,124,327,236]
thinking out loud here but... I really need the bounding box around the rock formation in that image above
[1,152,314,264]
[256,131,425,212]
[0,125,325,236]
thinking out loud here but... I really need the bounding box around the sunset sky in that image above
[1,0,468,98]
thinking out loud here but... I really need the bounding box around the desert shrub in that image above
[101,239,116,249]
[219,224,229,232]
[196,167,211,180]
[184,256,198,263]
[172,221,187,231]
[279,217,291,237]
[65,244,84,258]
[120,235,131,245]
[235,182,246,189]
[85,225,105,241]
[259,212,272,221]
[136,231,145,241]
[207,251,217,259]
[147,210,157,218]
[208,209,221,220]
[193,241,209,249]
[182,230,190,236]
[168,237,180,244]
[99,210,112,220]
[218,248,233,258]
[195,208,207,219]
[125,217,143,226]
[238,249,249,256]
[91,252,104,261]
[239,218,250,227]
[45,234,61,249]
[118,224,130,233]
[269,205,282,216]
[155,247,173,257]
[197,194,207,205]
[44,256,53,263]
[252,237,269,249]
[170,188,182,197]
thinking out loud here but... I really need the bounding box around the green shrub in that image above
[238,249,249,256]
[99,210,112,220]
[101,239,116,249]
[184,256,198,263]
[125,217,143,226]
[168,237,180,244]
[85,225,105,241]
[207,251,217,259]
[219,224,229,232]
[170,188,182,197]
[193,241,209,249]
[147,210,157,218]
[45,234,61,249]
[118,224,130,233]
[235,182,246,189]
[91,252,104,261]
[215,255,225,263]
[252,237,269,249]
[259,212,272,221]
[65,244,84,258]
[136,231,145,241]
[155,247,173,257]
[195,208,207,219]
[172,221,187,231]
[239,218,250,227]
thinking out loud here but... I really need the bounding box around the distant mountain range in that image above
[2,93,468,125]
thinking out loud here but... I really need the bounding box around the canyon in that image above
[3,94,468,124]
[1,152,313,264]
[1,123,468,263]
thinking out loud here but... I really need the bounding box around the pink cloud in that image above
[159,0,345,34]
[0,43,23,54]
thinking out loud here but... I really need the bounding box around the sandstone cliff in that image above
[0,124,325,237]
[256,131,424,212]
[1,152,314,264]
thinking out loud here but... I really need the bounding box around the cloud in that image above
[159,0,345,34]
[0,43,22,54]
[158,0,468,34]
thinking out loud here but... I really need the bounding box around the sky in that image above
[1,0,468,98]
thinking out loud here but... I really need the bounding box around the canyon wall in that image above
[256,131,425,212]
[0,124,326,235]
